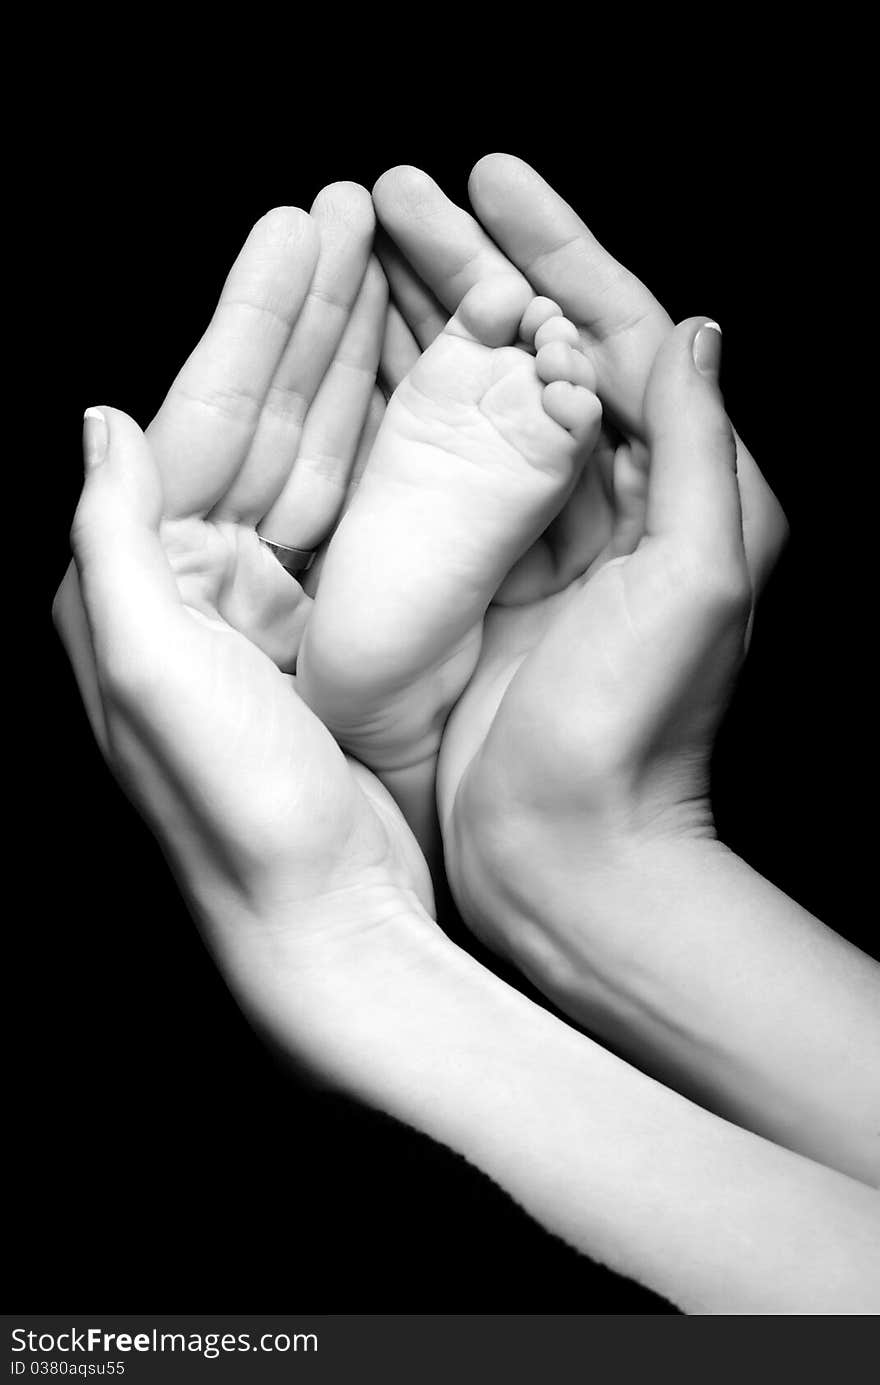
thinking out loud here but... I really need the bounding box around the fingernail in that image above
[83,408,108,471]
[693,321,722,377]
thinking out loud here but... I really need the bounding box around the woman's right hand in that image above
[374,159,880,1185]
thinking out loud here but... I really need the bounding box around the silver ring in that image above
[258,536,317,576]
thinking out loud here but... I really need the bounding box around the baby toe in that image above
[449,274,533,348]
[536,339,578,385]
[534,314,581,351]
[543,381,602,444]
[535,340,596,392]
[519,296,563,347]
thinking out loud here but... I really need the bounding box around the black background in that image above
[16,75,873,1315]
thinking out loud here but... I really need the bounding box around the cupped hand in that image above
[374,155,787,603]
[56,186,387,729]
[444,319,757,944]
[371,157,788,917]
[65,404,431,920]
[55,191,435,953]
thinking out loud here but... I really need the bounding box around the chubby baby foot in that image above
[297,277,602,827]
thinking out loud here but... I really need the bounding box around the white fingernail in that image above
[83,408,108,471]
[693,322,722,376]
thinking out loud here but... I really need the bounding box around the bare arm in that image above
[233,907,880,1316]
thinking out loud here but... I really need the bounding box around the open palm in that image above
[56,188,434,926]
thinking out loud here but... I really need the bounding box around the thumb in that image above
[72,407,184,677]
[642,318,747,579]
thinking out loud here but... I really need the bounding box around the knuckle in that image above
[97,631,166,709]
[707,416,737,466]
[656,539,750,618]
[51,579,75,640]
[69,491,94,548]
[98,645,145,703]
[768,493,791,556]
[68,494,107,570]
[50,586,64,635]
[682,547,752,618]
[178,379,265,428]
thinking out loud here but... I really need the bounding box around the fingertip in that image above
[78,406,164,532]
[83,407,109,472]
[692,319,722,377]
[258,203,313,236]
[372,165,438,220]
[251,207,319,268]
[668,316,722,367]
[644,316,729,432]
[311,180,375,234]
[91,403,129,428]
[82,404,134,477]
[468,152,531,202]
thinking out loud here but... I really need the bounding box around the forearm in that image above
[467,830,880,1185]
[207,897,879,1314]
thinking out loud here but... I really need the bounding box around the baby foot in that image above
[297,277,602,804]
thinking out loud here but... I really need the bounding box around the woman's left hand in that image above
[54,191,439,1060]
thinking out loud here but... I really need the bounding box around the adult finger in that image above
[376,230,447,348]
[467,154,668,433]
[373,165,530,313]
[470,155,787,591]
[469,155,663,340]
[248,183,376,541]
[732,430,789,595]
[148,207,319,517]
[71,408,189,688]
[53,564,109,754]
[258,257,388,548]
[69,409,344,866]
[642,319,747,586]
[302,386,386,599]
[380,302,421,394]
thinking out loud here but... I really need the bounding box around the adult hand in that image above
[448,316,751,931]
[374,155,786,611]
[55,191,436,1047]
[371,156,786,862]
[53,175,880,1294]
[56,185,387,729]
[375,161,880,1185]
[58,414,880,1303]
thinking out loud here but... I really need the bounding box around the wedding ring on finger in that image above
[258,536,317,576]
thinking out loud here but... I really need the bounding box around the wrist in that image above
[449,736,716,904]
[446,751,721,1006]
[191,877,454,1080]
